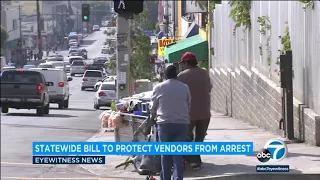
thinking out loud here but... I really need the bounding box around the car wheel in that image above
[44,103,50,114]
[71,73,75,76]
[36,104,45,116]
[58,102,64,109]
[94,104,100,110]
[81,87,85,91]
[64,97,69,108]
[1,107,9,113]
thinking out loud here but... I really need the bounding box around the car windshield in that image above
[51,62,64,67]
[72,61,84,66]
[101,84,115,90]
[63,62,70,65]
[84,71,102,77]
[39,64,55,68]
[1,71,41,84]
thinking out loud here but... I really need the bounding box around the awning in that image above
[164,34,208,63]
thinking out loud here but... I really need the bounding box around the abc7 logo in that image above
[256,139,287,163]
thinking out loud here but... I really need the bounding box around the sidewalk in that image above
[79,111,320,180]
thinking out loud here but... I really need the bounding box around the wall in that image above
[210,1,320,146]
[4,7,20,42]
[11,1,43,15]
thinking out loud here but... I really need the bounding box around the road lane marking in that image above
[1,162,52,167]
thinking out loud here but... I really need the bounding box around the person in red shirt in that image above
[177,52,212,171]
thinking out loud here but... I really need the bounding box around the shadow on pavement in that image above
[196,173,318,180]
[4,113,77,118]
[207,128,256,131]
[183,163,302,179]
[61,107,96,112]
[82,40,96,46]
[1,123,99,133]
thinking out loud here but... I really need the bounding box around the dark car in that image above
[80,48,88,59]
[0,70,52,115]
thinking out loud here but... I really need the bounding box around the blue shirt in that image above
[151,79,191,124]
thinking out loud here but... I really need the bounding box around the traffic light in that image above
[82,4,90,22]
[113,0,144,15]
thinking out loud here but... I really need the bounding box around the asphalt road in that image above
[1,28,114,179]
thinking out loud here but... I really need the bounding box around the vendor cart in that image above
[114,112,150,142]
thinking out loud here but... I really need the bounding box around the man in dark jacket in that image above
[177,52,212,171]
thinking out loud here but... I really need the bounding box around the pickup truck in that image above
[0,69,52,116]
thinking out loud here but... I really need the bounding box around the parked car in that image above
[81,70,104,91]
[70,60,87,76]
[93,81,116,109]
[94,76,117,91]
[29,68,72,109]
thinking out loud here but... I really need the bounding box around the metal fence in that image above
[210,1,320,114]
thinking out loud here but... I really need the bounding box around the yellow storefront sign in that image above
[158,38,181,57]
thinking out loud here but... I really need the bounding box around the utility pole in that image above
[76,11,79,33]
[18,4,23,66]
[172,1,176,41]
[165,0,169,38]
[36,0,43,61]
[116,16,131,99]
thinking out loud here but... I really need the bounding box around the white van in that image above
[29,68,73,109]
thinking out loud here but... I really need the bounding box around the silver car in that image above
[70,60,87,76]
[81,70,104,90]
[94,81,116,109]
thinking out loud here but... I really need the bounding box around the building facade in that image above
[1,5,21,62]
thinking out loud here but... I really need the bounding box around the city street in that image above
[1,28,110,179]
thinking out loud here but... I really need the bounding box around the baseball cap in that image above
[178,52,196,64]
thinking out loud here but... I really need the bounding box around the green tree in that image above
[129,9,156,80]
[1,25,8,55]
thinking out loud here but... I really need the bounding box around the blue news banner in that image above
[32,142,254,164]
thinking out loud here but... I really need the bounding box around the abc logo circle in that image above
[257,139,287,163]
[256,149,271,162]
